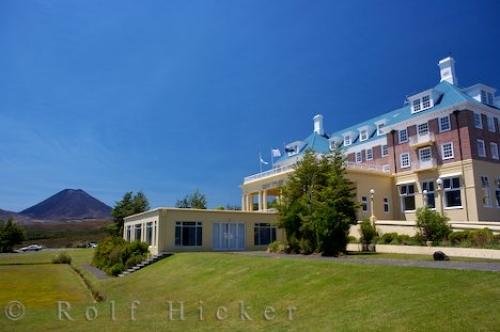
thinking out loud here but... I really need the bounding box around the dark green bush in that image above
[125,255,144,269]
[92,236,149,276]
[110,263,125,276]
[347,235,358,243]
[379,232,398,244]
[267,241,286,253]
[299,238,314,255]
[285,236,301,254]
[359,220,377,245]
[448,231,471,245]
[416,207,451,244]
[52,252,72,264]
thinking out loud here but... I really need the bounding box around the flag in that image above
[259,155,269,165]
[271,148,281,158]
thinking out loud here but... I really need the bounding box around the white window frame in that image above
[422,95,431,109]
[361,196,368,212]
[412,99,421,113]
[443,176,462,208]
[377,122,386,136]
[477,139,486,157]
[417,122,429,136]
[366,148,373,160]
[400,152,411,169]
[422,180,436,209]
[399,129,408,144]
[474,112,483,129]
[441,142,454,160]
[383,197,390,213]
[419,147,432,162]
[355,151,362,163]
[382,164,391,173]
[480,176,491,207]
[381,144,389,157]
[359,129,368,142]
[399,184,416,212]
[487,116,496,132]
[344,135,351,146]
[439,115,451,132]
[490,142,499,160]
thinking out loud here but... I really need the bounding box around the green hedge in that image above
[92,236,149,276]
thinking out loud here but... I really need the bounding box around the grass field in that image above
[0,250,499,331]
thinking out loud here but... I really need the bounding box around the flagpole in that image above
[259,153,262,173]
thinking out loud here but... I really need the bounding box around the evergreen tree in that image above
[111,191,150,235]
[175,189,207,209]
[278,149,358,256]
[0,218,26,252]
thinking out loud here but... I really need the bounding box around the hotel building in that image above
[241,57,500,223]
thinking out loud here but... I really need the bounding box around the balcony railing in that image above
[244,161,390,184]
[409,132,435,148]
[243,164,296,183]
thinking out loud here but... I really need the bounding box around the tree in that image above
[416,207,451,244]
[175,190,207,209]
[278,149,358,256]
[0,218,26,252]
[110,192,150,236]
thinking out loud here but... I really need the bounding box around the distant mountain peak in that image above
[19,189,112,221]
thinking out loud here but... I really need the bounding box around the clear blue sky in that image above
[1,0,499,211]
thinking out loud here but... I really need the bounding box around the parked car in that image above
[16,244,43,252]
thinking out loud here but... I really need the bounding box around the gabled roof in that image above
[274,81,480,166]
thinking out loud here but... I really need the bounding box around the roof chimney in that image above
[438,56,457,85]
[313,114,324,135]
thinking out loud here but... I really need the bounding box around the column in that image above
[258,191,263,211]
[241,194,246,212]
[262,190,268,210]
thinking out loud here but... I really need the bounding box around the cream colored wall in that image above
[123,209,161,255]
[471,160,500,222]
[346,170,394,221]
[126,208,283,254]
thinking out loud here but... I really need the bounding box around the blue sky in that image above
[1,0,499,211]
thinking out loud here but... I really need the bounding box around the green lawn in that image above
[0,250,499,331]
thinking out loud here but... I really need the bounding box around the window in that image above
[344,135,351,146]
[422,95,431,109]
[477,139,486,157]
[361,196,368,211]
[399,129,408,143]
[422,181,435,208]
[480,176,491,207]
[254,223,276,246]
[175,221,202,246]
[382,164,391,173]
[412,99,421,112]
[400,153,410,168]
[481,90,487,104]
[439,116,451,132]
[443,177,462,208]
[360,130,368,141]
[400,184,416,211]
[381,144,389,157]
[419,147,432,162]
[491,143,499,160]
[126,226,131,241]
[146,222,153,245]
[377,123,386,136]
[474,112,483,129]
[487,116,496,132]
[495,177,500,207]
[441,142,454,160]
[366,148,373,160]
[355,151,362,163]
[329,140,337,151]
[417,122,429,136]
[383,198,389,213]
[134,224,142,241]
[487,92,494,106]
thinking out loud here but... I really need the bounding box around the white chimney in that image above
[313,114,324,135]
[438,56,457,85]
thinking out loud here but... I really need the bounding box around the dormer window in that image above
[359,129,368,142]
[411,94,433,113]
[376,122,386,136]
[344,135,352,146]
[285,141,304,156]
[481,90,494,105]
[329,140,337,151]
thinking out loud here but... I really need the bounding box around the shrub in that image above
[397,235,419,246]
[299,238,314,255]
[448,231,471,245]
[125,255,144,269]
[110,262,125,276]
[359,220,377,245]
[267,241,286,253]
[379,232,398,244]
[415,207,451,244]
[470,228,494,248]
[52,252,72,264]
[347,235,358,243]
[92,236,149,276]
[285,236,300,254]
